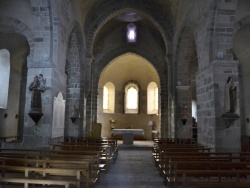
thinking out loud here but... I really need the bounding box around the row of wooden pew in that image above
[152,138,250,188]
[0,137,118,188]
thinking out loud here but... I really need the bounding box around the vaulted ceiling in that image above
[79,0,194,27]
[79,0,208,58]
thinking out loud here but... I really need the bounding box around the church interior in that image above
[1,0,250,187]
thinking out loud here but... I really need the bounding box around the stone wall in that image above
[0,0,249,153]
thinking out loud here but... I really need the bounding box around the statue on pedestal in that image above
[28,74,46,125]
[222,76,239,127]
[180,103,188,125]
[224,76,237,113]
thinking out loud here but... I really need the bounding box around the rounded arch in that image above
[84,1,173,57]
[174,26,198,138]
[124,80,140,114]
[123,80,141,91]
[147,82,158,114]
[174,27,198,85]
[64,21,85,137]
[234,15,250,36]
[65,22,84,89]
[173,23,197,65]
[66,21,89,100]
[66,20,86,89]
[95,45,166,84]
[103,82,115,113]
[95,45,169,138]
[0,16,33,61]
[0,19,31,141]
[66,20,85,52]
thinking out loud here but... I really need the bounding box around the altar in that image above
[112,129,144,144]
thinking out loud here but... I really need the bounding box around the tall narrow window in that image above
[125,83,139,114]
[127,23,137,43]
[103,86,109,110]
[147,82,158,114]
[192,100,197,120]
[103,82,115,113]
[153,87,158,110]
[127,86,138,109]
[0,49,10,109]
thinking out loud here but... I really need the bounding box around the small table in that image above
[112,129,144,144]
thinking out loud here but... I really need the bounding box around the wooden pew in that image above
[158,154,249,178]
[0,147,110,171]
[1,157,98,185]
[154,148,213,170]
[153,138,194,145]
[0,151,100,186]
[87,139,118,161]
[59,140,118,163]
[37,153,101,179]
[0,146,106,186]
[0,156,96,187]
[152,139,250,187]
[0,149,101,175]
[48,150,103,174]
[154,150,250,178]
[66,141,117,163]
[50,144,111,172]
[0,153,97,187]
[162,158,250,187]
[0,165,83,188]
[172,169,250,188]
[0,148,48,154]
[153,147,212,164]
[74,137,118,157]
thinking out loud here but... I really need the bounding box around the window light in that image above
[0,49,10,109]
[127,23,137,43]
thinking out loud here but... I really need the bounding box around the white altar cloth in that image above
[112,129,144,144]
[112,129,144,135]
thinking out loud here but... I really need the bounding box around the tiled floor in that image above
[95,140,166,188]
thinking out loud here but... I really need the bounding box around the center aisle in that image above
[95,141,166,188]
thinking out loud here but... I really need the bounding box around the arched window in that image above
[127,23,137,43]
[103,86,109,110]
[125,83,139,114]
[192,100,197,120]
[0,49,10,109]
[147,82,158,114]
[127,86,138,109]
[103,82,115,113]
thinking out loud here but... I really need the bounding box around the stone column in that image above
[85,57,94,134]
[197,60,240,152]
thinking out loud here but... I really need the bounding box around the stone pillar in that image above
[21,67,53,149]
[166,55,174,138]
[197,60,240,152]
[85,57,94,134]
[160,72,168,138]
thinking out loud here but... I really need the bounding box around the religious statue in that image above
[28,74,46,125]
[70,105,77,123]
[29,74,46,111]
[221,76,239,128]
[224,76,237,113]
[181,103,188,119]
[71,105,77,118]
[180,103,188,125]
[109,117,116,129]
